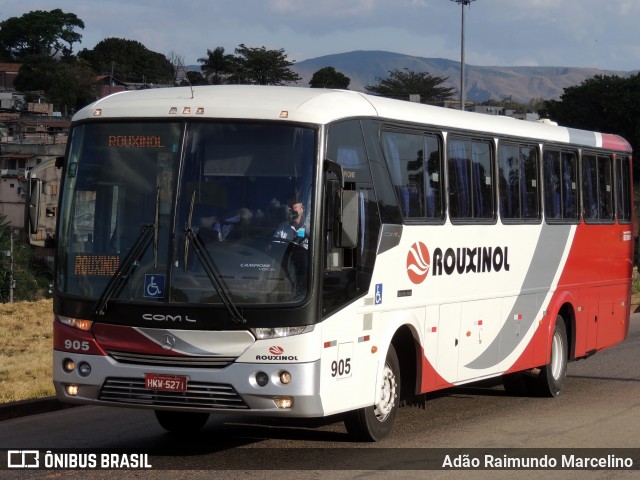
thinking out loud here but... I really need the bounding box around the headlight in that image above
[252,325,313,340]
[56,315,93,331]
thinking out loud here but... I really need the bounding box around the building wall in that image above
[0,177,26,226]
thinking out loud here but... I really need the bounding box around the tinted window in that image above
[582,153,614,223]
[448,137,494,220]
[616,155,632,223]
[381,130,443,221]
[543,149,579,222]
[498,143,539,221]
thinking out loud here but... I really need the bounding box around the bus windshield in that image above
[57,121,316,308]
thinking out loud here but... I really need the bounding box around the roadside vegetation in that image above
[633,267,640,305]
[0,299,54,403]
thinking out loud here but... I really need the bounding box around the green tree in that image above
[48,60,96,114]
[181,70,208,86]
[79,37,174,84]
[13,55,57,92]
[14,56,96,113]
[309,66,351,89]
[0,9,84,61]
[0,219,51,302]
[231,44,301,85]
[198,47,235,85]
[539,74,640,162]
[366,68,455,104]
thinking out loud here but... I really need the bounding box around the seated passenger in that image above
[199,208,253,242]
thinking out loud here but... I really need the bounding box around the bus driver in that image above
[273,196,308,250]
[272,195,309,300]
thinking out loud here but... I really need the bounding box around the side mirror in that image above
[28,178,42,235]
[335,189,358,248]
[325,159,359,249]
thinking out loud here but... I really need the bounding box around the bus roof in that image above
[73,85,631,153]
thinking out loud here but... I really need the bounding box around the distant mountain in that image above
[291,50,634,103]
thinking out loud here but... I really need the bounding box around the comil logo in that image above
[406,242,431,284]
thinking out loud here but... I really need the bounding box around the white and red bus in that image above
[52,86,633,441]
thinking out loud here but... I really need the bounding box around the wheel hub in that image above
[374,364,397,422]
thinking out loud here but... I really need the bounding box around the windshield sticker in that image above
[144,274,165,299]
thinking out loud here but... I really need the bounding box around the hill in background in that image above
[290,50,634,103]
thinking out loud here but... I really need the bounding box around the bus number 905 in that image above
[331,358,351,378]
[64,339,90,352]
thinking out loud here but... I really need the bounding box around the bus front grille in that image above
[107,351,236,368]
[98,378,249,410]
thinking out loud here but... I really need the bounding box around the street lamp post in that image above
[3,229,15,303]
[9,231,14,303]
[451,0,476,111]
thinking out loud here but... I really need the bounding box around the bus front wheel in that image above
[154,410,210,434]
[344,345,400,442]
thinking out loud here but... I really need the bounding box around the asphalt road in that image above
[2,314,640,480]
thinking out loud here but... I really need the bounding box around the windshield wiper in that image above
[93,225,153,316]
[153,186,160,267]
[184,192,246,324]
[94,188,161,316]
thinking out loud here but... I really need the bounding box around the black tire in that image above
[502,372,531,396]
[534,316,568,397]
[344,345,400,442]
[154,410,210,434]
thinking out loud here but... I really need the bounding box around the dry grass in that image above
[0,299,55,403]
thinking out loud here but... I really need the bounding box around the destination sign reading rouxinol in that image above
[107,136,165,148]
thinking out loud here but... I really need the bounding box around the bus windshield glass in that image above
[57,121,316,307]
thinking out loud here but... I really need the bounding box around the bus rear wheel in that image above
[344,345,400,442]
[154,410,210,434]
[534,316,568,397]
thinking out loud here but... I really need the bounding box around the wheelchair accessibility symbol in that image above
[375,283,383,305]
[144,274,165,298]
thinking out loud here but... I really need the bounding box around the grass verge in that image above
[0,299,55,403]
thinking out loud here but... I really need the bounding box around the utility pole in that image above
[8,230,14,303]
[451,0,476,111]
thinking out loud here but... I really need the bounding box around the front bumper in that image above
[53,350,324,417]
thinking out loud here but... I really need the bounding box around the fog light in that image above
[279,371,292,385]
[255,371,269,387]
[273,396,294,409]
[78,362,91,377]
[63,359,75,373]
[66,385,79,396]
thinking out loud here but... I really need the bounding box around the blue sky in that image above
[2,0,639,71]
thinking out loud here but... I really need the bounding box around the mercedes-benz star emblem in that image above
[161,334,176,351]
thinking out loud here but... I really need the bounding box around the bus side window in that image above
[424,135,443,219]
[616,155,632,223]
[382,131,425,219]
[498,143,539,222]
[381,130,443,222]
[562,151,579,220]
[448,137,494,221]
[583,153,615,223]
[544,149,579,223]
